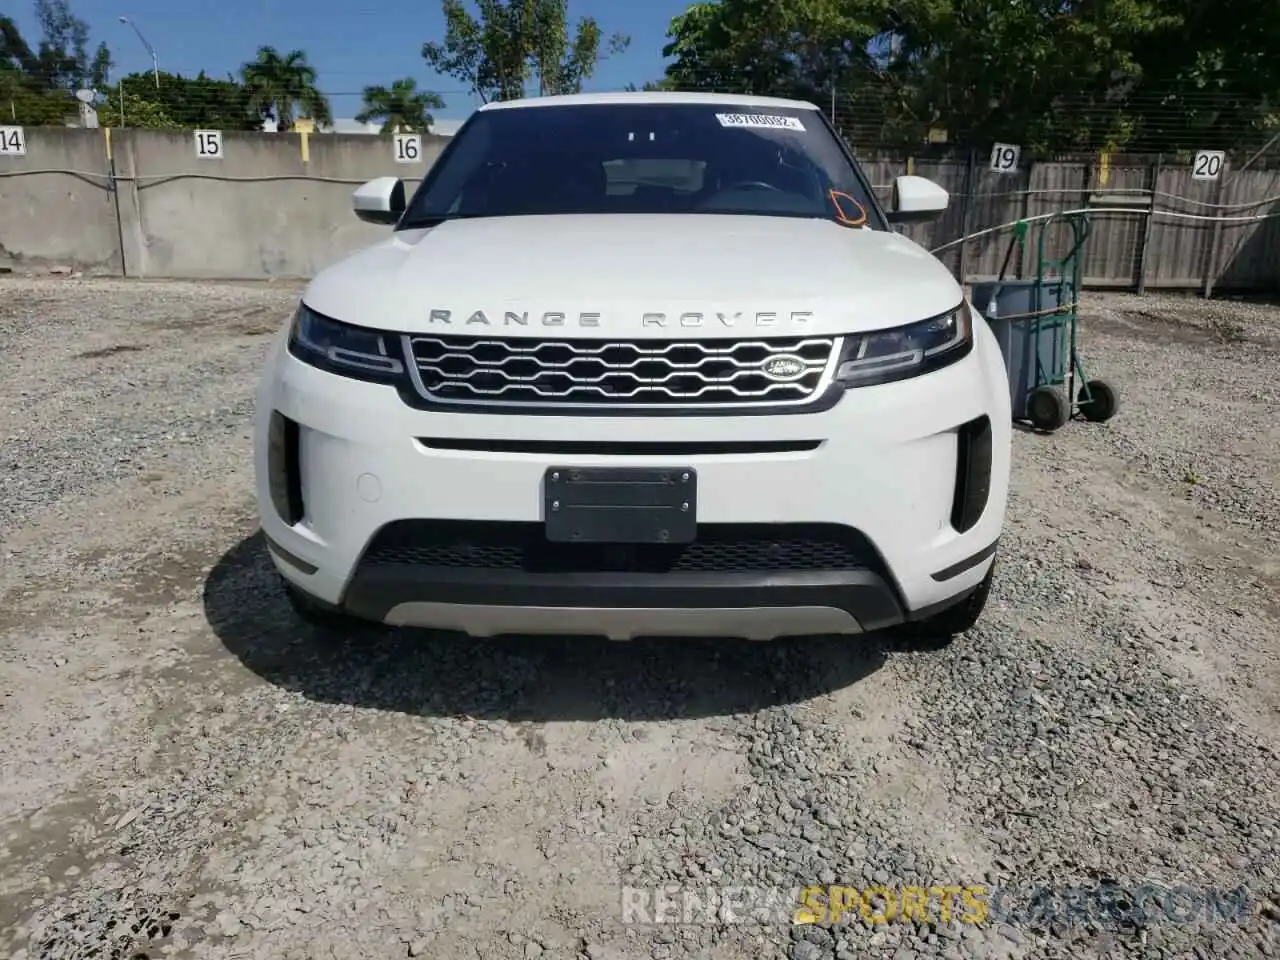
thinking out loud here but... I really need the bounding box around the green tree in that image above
[89,40,110,88]
[1,8,86,123]
[2,15,41,120]
[661,0,877,102]
[240,45,331,130]
[1,15,41,78]
[117,70,260,129]
[874,0,1181,151]
[0,66,70,124]
[1123,0,1280,153]
[624,79,674,92]
[33,0,90,89]
[356,77,445,132]
[421,0,629,103]
[655,0,1280,153]
[97,85,177,128]
[524,0,630,95]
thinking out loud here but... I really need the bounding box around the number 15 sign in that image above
[195,130,223,159]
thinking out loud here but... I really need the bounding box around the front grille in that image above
[359,521,878,575]
[405,334,838,410]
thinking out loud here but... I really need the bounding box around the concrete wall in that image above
[113,130,449,279]
[0,127,122,274]
[1,127,448,279]
[1,127,1277,291]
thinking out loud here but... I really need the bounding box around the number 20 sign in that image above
[1192,150,1224,181]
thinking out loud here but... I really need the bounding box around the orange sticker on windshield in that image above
[829,190,867,226]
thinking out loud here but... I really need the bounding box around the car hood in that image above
[304,214,964,339]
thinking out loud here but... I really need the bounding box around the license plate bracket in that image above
[544,467,696,544]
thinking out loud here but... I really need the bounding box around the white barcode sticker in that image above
[715,113,806,132]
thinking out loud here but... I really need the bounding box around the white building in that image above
[324,117,464,136]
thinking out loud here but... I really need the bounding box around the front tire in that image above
[281,577,353,630]
[897,556,996,648]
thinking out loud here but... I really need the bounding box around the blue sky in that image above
[8,0,685,121]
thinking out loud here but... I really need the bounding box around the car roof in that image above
[477,91,822,112]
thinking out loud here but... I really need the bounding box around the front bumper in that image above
[253,317,1011,639]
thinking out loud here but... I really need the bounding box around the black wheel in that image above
[1077,378,1119,422]
[281,577,352,630]
[1026,385,1069,432]
[896,555,996,649]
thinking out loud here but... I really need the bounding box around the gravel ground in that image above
[0,278,1277,960]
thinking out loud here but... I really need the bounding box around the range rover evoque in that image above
[253,91,1011,642]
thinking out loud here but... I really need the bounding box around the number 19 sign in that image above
[989,142,1020,173]
[394,132,421,164]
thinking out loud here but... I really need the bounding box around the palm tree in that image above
[355,77,445,133]
[239,46,331,131]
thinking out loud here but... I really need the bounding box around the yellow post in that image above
[293,117,315,162]
[104,125,112,161]
[1098,150,1111,187]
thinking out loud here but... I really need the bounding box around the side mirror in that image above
[353,177,405,225]
[887,175,949,223]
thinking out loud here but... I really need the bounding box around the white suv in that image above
[253,92,1011,642]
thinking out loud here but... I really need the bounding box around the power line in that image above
[8,71,1278,161]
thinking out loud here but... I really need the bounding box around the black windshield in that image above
[398,101,884,229]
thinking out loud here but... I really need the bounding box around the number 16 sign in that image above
[394,132,421,163]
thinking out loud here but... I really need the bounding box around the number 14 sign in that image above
[0,125,26,155]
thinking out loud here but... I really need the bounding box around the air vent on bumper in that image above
[267,411,305,526]
[950,415,992,534]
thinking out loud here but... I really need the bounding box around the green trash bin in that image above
[970,211,1119,432]
[970,278,1073,422]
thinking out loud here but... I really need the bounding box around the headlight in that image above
[834,303,972,388]
[287,303,405,382]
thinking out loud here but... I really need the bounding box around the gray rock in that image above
[790,942,825,960]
